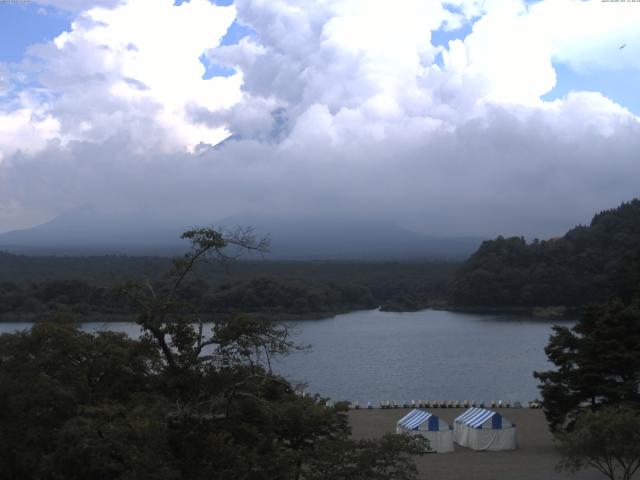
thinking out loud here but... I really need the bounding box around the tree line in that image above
[0,256,455,320]
[0,277,376,320]
[451,199,640,308]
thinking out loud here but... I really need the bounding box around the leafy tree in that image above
[556,405,640,480]
[534,299,640,431]
[0,227,425,479]
[304,434,428,480]
[120,226,271,370]
[0,323,159,479]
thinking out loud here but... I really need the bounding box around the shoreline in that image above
[426,304,583,320]
[0,304,583,323]
[0,310,353,324]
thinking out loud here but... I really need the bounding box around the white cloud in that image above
[452,0,557,104]
[33,0,125,12]
[203,0,462,142]
[2,99,639,237]
[4,0,241,156]
[1,0,640,237]
[0,108,60,162]
[538,0,640,73]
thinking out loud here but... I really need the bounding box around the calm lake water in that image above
[0,309,567,404]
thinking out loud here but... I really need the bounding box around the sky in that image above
[0,0,639,238]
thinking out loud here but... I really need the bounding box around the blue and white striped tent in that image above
[453,408,517,451]
[396,409,453,453]
[455,407,506,429]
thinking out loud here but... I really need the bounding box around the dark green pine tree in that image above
[535,291,640,431]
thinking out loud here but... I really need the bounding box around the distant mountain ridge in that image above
[0,205,187,256]
[451,199,640,308]
[0,207,482,260]
[216,213,482,260]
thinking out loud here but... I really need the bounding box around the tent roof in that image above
[397,409,437,430]
[454,408,502,428]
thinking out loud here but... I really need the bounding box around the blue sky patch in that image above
[199,53,236,79]
[431,23,472,48]
[431,23,472,68]
[543,62,640,116]
[220,18,255,46]
[0,3,71,63]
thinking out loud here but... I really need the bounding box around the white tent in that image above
[396,409,454,453]
[453,407,517,451]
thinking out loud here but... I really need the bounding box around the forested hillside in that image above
[451,199,640,308]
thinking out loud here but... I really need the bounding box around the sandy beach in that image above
[349,408,618,480]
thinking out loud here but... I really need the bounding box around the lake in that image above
[0,309,567,404]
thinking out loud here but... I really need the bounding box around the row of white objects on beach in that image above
[346,399,542,409]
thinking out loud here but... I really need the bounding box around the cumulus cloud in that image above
[6,0,241,154]
[3,98,639,237]
[1,0,639,238]
[204,0,455,139]
[33,0,125,13]
[541,0,640,73]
